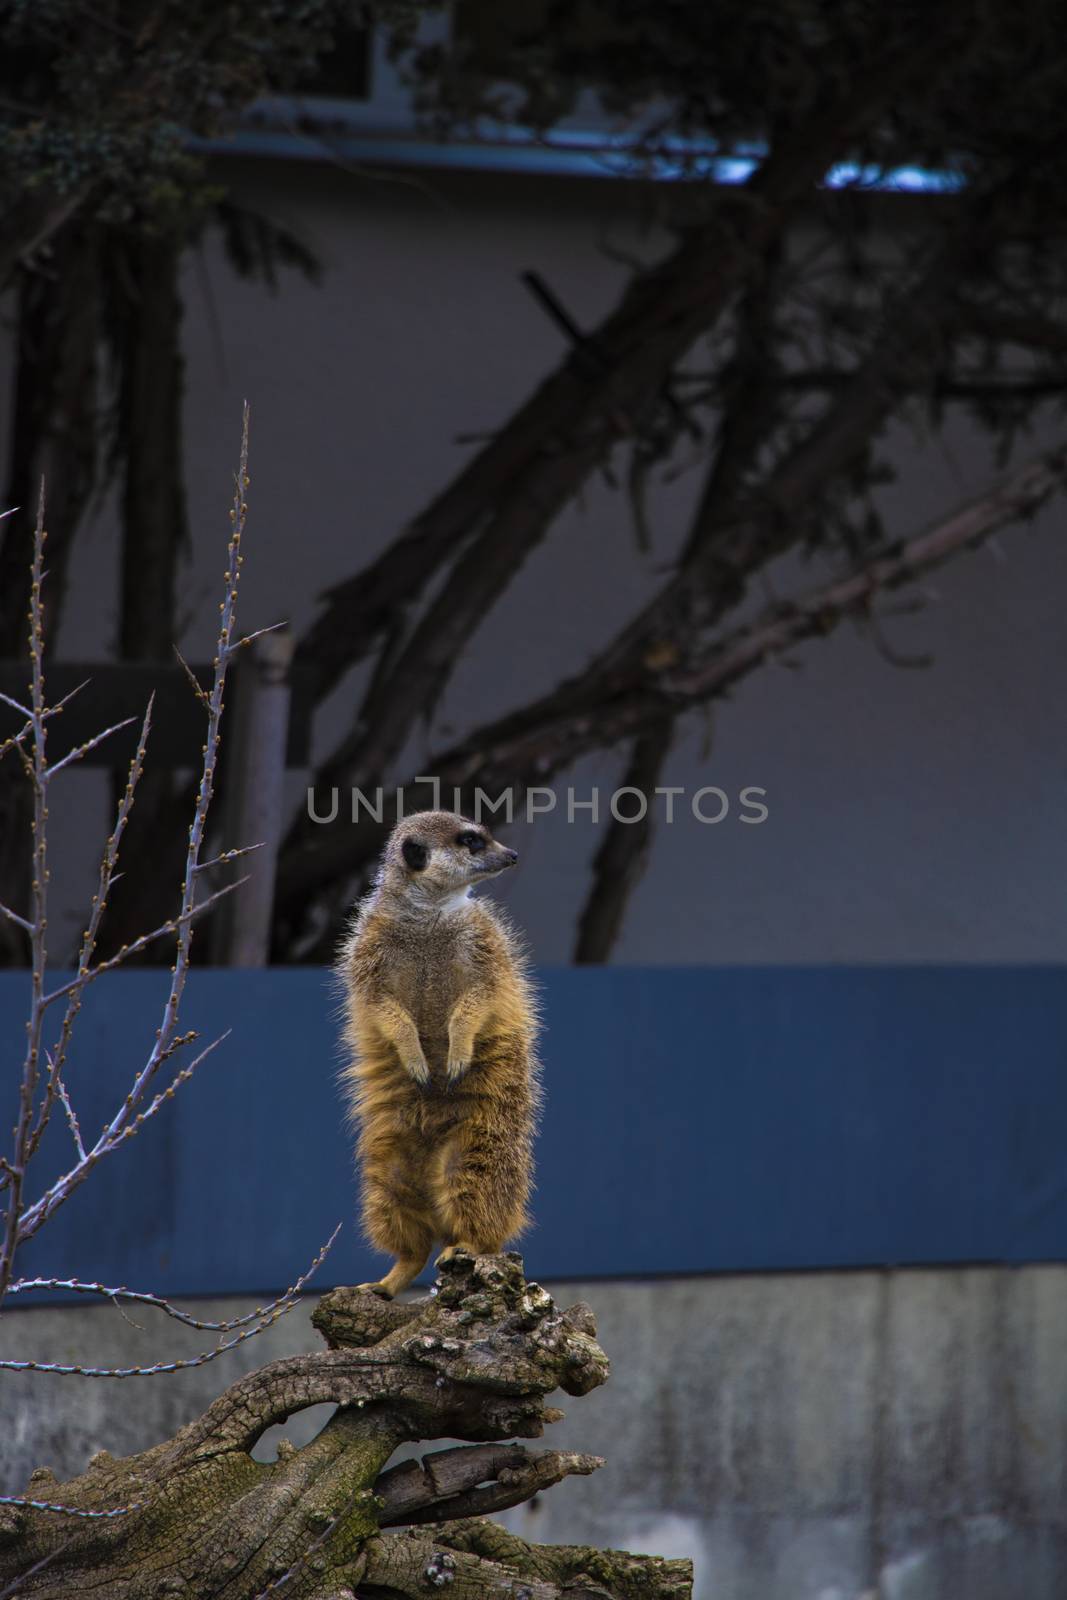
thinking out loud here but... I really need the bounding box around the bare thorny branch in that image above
[22,697,154,1170]
[0,409,342,1379]
[0,482,53,1302]
[276,425,1067,938]
[0,1224,340,1381]
[2,411,246,1271]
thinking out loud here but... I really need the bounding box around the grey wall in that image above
[3,1266,1064,1600]
[0,159,1063,963]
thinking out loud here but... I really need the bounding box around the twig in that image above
[38,876,248,1008]
[0,1540,71,1600]
[25,697,154,1163]
[173,644,210,708]
[0,903,33,935]
[2,409,255,1280]
[666,443,1067,699]
[44,715,136,778]
[7,1222,341,1331]
[194,842,264,874]
[232,620,287,652]
[0,1496,140,1519]
[0,484,50,1303]
[0,679,91,764]
[17,1031,224,1247]
[52,1066,86,1162]
[862,604,934,670]
[0,1225,340,1377]
[0,690,32,719]
[111,1031,230,1138]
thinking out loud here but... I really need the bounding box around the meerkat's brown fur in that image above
[337,810,542,1298]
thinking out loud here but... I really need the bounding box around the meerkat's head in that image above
[380,810,518,904]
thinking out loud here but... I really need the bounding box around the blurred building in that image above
[0,28,1065,1600]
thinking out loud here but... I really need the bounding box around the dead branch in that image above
[291,10,956,726]
[681,247,784,565]
[586,209,984,699]
[447,436,1067,783]
[375,1445,603,1529]
[574,721,675,964]
[276,143,1002,936]
[278,433,1067,911]
[954,298,1067,357]
[0,188,94,294]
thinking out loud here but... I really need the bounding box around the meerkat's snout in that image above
[482,845,518,874]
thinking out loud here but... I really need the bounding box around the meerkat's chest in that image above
[383,929,476,1035]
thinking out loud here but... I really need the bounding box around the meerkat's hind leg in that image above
[435,1240,500,1270]
[355,1279,393,1300]
[357,1250,430,1300]
[360,1169,434,1299]
[430,1123,523,1274]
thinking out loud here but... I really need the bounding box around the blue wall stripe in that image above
[194,125,964,193]
[2,967,1065,1299]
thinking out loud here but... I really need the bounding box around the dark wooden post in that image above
[210,627,294,966]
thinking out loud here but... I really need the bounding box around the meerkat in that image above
[336,809,541,1299]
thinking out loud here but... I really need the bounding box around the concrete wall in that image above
[3,1266,1065,1600]
[0,158,1063,964]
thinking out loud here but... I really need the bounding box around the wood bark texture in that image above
[0,1252,692,1600]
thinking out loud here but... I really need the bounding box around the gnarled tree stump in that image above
[0,1252,693,1600]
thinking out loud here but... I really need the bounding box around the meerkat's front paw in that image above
[355,1280,394,1300]
[402,1049,430,1086]
[446,1054,471,1084]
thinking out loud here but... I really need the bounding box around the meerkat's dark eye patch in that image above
[402,838,429,871]
[455,830,486,854]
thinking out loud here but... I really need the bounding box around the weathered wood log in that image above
[0,1252,692,1600]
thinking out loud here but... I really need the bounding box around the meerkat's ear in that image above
[401,837,429,872]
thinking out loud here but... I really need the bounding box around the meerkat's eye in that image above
[455,830,486,854]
